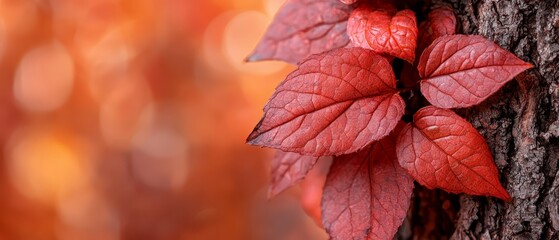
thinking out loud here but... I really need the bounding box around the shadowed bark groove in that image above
[402,0,559,239]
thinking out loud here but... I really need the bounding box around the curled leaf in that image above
[247,48,404,156]
[396,106,511,200]
[418,35,533,108]
[347,5,417,63]
[247,0,352,65]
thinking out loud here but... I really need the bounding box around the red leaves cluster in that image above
[247,0,532,239]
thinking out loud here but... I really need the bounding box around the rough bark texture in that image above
[405,0,559,239]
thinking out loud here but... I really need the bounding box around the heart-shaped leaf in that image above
[396,106,511,200]
[418,35,533,108]
[322,126,414,240]
[268,150,319,198]
[347,5,417,63]
[247,0,352,65]
[247,48,405,156]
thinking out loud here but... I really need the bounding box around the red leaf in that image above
[418,35,533,108]
[396,106,511,200]
[416,6,456,56]
[247,0,352,65]
[347,5,417,63]
[247,48,405,156]
[322,126,414,240]
[300,157,332,226]
[426,7,456,36]
[268,150,319,198]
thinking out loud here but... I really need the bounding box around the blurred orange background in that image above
[0,0,326,239]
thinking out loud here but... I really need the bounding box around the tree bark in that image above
[405,0,559,239]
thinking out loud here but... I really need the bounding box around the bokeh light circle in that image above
[5,126,90,203]
[13,41,75,113]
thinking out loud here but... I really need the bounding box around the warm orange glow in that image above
[0,0,325,239]
[99,74,153,149]
[6,127,90,203]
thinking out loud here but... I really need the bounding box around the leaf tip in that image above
[495,187,512,202]
[404,55,415,65]
[246,129,264,146]
[484,182,512,201]
[245,133,260,145]
[267,187,279,199]
[246,117,265,144]
[245,52,260,63]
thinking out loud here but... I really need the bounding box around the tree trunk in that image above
[405,0,559,239]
